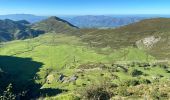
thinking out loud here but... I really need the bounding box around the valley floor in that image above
[0,33,170,100]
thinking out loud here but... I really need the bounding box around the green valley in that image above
[0,16,170,100]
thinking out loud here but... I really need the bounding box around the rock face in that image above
[136,36,161,49]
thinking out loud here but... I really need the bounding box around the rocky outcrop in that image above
[136,36,161,49]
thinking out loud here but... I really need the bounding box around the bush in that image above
[129,69,143,77]
[121,79,139,86]
[139,79,151,84]
[121,78,151,87]
[150,88,168,100]
[78,81,113,100]
[117,86,131,96]
[82,87,111,100]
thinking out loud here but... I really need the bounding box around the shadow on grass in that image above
[0,56,67,99]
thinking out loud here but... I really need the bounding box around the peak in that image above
[48,16,65,21]
[45,16,79,28]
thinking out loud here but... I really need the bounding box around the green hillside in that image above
[0,18,170,99]
[32,16,79,34]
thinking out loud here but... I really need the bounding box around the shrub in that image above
[81,86,111,100]
[139,79,151,84]
[117,86,131,96]
[121,78,151,87]
[78,81,113,100]
[150,88,168,100]
[129,69,143,77]
[121,79,139,86]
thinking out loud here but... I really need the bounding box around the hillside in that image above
[81,18,170,59]
[1,33,170,99]
[115,18,170,33]
[0,16,79,42]
[1,17,170,99]
[0,19,44,41]
[32,16,79,34]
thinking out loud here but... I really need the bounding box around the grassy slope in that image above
[2,33,170,99]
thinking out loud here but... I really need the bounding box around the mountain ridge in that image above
[32,16,79,34]
[0,14,47,23]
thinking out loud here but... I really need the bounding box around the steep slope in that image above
[32,16,79,34]
[0,19,44,41]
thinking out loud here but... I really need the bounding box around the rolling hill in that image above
[81,18,170,59]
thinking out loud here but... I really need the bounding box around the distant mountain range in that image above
[0,14,149,28]
[63,15,146,28]
[0,14,47,23]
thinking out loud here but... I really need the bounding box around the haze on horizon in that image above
[0,0,170,16]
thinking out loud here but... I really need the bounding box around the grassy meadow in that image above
[0,33,170,99]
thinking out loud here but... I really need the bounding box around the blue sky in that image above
[0,0,170,15]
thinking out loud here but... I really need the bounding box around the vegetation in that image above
[0,19,44,41]
[0,84,16,100]
[0,17,170,99]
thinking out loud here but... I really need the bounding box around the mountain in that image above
[81,18,170,59]
[0,19,44,41]
[0,14,47,23]
[0,16,80,42]
[1,17,170,99]
[63,15,145,28]
[0,14,147,28]
[32,16,79,34]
